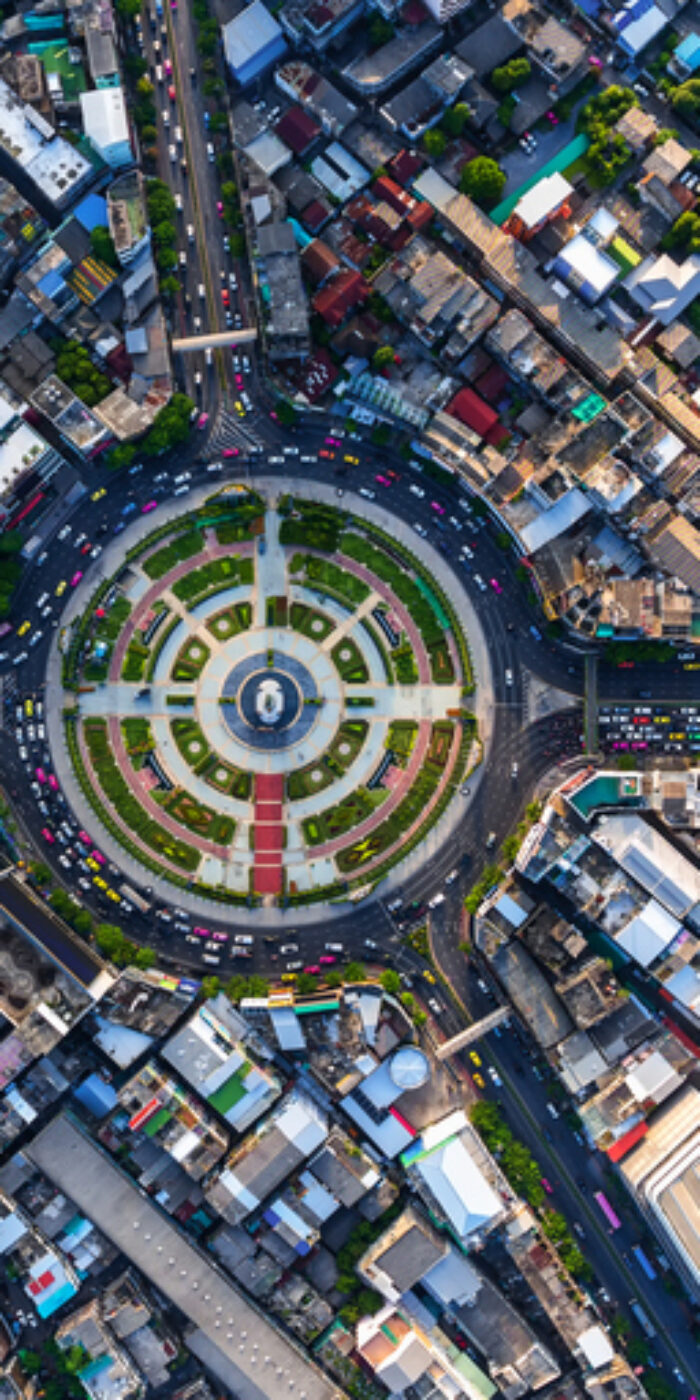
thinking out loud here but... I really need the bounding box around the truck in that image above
[629,1300,656,1339]
[632,1246,657,1283]
[119,883,151,915]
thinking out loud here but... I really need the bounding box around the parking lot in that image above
[598,703,700,754]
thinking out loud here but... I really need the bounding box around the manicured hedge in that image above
[331,636,369,683]
[341,533,443,648]
[143,529,204,580]
[83,718,200,871]
[289,553,369,607]
[290,603,334,640]
[172,554,253,603]
[303,785,386,845]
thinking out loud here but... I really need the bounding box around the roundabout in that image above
[47,482,488,920]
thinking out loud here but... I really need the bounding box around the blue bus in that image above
[632,1246,657,1282]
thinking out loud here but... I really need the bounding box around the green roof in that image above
[207,1063,251,1115]
[572,392,606,422]
[143,1106,173,1137]
[608,236,641,275]
[29,41,87,100]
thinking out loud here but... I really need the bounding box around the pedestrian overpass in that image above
[172,329,258,353]
[435,1006,510,1060]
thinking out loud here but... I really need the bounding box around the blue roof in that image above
[38,268,65,298]
[616,0,654,29]
[36,1280,78,1319]
[74,192,108,231]
[675,32,700,66]
[73,1073,118,1118]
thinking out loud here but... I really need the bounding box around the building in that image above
[223,1,287,87]
[0,78,93,216]
[670,32,700,77]
[279,0,365,52]
[421,0,476,21]
[359,1208,447,1302]
[275,61,357,136]
[205,1092,327,1224]
[403,1109,507,1245]
[257,221,310,362]
[80,88,131,168]
[625,253,700,327]
[0,387,66,523]
[313,267,368,327]
[614,0,668,58]
[620,1083,700,1302]
[342,24,443,97]
[107,171,150,266]
[26,1113,339,1400]
[506,174,573,242]
[161,995,281,1134]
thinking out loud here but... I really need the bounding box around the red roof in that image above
[275,105,321,156]
[313,269,369,327]
[293,347,338,402]
[607,1120,648,1163]
[388,149,425,186]
[475,363,509,403]
[301,199,330,233]
[447,387,499,438]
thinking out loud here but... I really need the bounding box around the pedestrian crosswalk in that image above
[208,409,262,457]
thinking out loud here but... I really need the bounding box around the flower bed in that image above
[142,528,204,580]
[171,636,211,681]
[331,637,369,684]
[206,602,251,640]
[290,602,334,641]
[172,554,253,604]
[83,718,200,871]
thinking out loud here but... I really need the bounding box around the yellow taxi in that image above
[25,698,34,717]
[55,580,67,597]
[344,454,359,465]
[17,620,31,637]
[91,486,107,502]
[93,875,108,891]
[86,857,100,872]
[469,1051,481,1066]
[105,887,121,903]
[684,662,700,670]
[234,400,245,417]
[281,972,297,983]
[473,1073,485,1089]
[423,969,436,984]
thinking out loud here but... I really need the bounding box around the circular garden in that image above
[58,489,476,910]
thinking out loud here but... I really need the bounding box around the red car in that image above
[48,774,59,791]
[168,84,176,101]
[71,570,83,586]
[541,1177,554,1195]
[319,449,334,460]
[489,577,503,594]
[81,542,92,555]
[222,447,239,458]
[221,288,230,306]
[304,964,320,975]
[41,828,55,843]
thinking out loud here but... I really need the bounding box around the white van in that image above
[206,141,214,162]
[155,64,163,83]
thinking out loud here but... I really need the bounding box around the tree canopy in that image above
[458,156,506,207]
[491,57,531,93]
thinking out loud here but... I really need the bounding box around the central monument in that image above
[256,676,284,725]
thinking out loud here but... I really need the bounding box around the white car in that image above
[444,868,459,886]
[505,669,513,686]
[359,487,375,500]
[488,1066,503,1087]
[428,891,445,908]
[409,484,425,498]
[413,522,427,537]
[474,574,487,591]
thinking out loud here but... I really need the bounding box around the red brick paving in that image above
[253,773,284,896]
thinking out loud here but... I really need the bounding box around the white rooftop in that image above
[223,0,284,67]
[626,1050,683,1105]
[594,813,700,918]
[512,173,573,232]
[520,486,590,555]
[577,1326,614,1370]
[80,88,129,149]
[0,419,51,498]
[559,232,619,299]
[665,964,700,1014]
[415,1132,501,1241]
[615,897,680,968]
[0,77,92,207]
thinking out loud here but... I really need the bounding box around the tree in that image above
[356,1288,383,1316]
[115,0,141,15]
[441,102,471,137]
[19,1351,41,1376]
[209,112,228,133]
[344,961,366,983]
[578,85,636,139]
[137,76,155,98]
[274,399,297,428]
[491,57,531,92]
[200,976,220,999]
[459,156,506,207]
[155,244,178,273]
[153,220,177,248]
[95,923,125,957]
[107,442,136,471]
[372,345,395,371]
[414,1008,427,1026]
[295,972,318,994]
[225,975,249,1003]
[141,393,194,455]
[90,225,118,269]
[671,78,700,121]
[324,970,344,988]
[72,909,93,937]
[423,128,447,159]
[379,969,401,994]
[246,974,269,997]
[160,275,181,298]
[134,946,156,970]
[31,862,52,886]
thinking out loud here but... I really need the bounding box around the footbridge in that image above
[435,1006,511,1060]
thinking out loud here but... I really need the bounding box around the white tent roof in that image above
[416,1135,501,1240]
[615,897,680,967]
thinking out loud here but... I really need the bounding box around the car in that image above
[428,891,445,908]
[13,651,28,666]
[71,571,83,587]
[409,483,425,498]
[473,1072,485,1089]
[413,522,427,537]
[29,629,43,648]
[431,500,446,516]
[488,1066,503,1087]
[141,500,157,513]
[221,287,230,306]
[511,761,519,779]
[168,83,176,100]
[41,827,55,843]
[572,1221,586,1239]
[545,1101,559,1119]
[91,487,107,502]
[485,831,496,849]
[359,487,376,500]
[17,620,31,637]
[428,997,442,1016]
[48,774,59,791]
[505,669,513,686]
[444,868,459,886]
[222,447,239,458]
[375,474,391,487]
[319,955,336,965]
[461,545,474,561]
[345,454,359,465]
[490,577,503,594]
[304,964,320,975]
[541,1177,554,1194]
[545,109,559,125]
[469,1051,481,1066]
[319,449,334,460]
[81,541,92,555]
[58,525,72,541]
[422,969,436,984]
[473,573,487,592]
